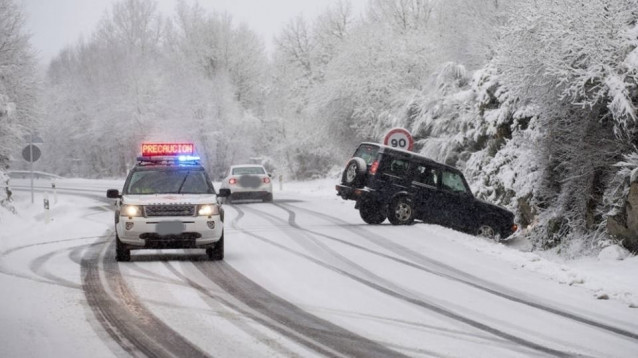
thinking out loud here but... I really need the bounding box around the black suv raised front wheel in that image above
[476,223,501,242]
[341,157,367,188]
[388,196,415,225]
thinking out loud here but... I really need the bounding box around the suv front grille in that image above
[145,205,195,217]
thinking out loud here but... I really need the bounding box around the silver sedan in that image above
[220,164,273,203]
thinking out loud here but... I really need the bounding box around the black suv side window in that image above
[382,157,410,178]
[414,165,438,187]
[441,170,469,194]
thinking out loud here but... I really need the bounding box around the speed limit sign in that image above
[383,128,414,151]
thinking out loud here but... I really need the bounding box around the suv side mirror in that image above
[218,188,231,197]
[106,189,120,198]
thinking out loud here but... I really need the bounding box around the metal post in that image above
[30,133,34,204]
[279,174,283,191]
[52,179,57,204]
[44,193,50,224]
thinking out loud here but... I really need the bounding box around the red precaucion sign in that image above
[383,128,414,151]
[142,143,194,156]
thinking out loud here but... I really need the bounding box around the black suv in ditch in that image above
[336,143,517,240]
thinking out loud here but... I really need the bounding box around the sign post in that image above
[22,136,42,204]
[383,128,414,151]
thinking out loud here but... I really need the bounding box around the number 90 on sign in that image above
[383,128,414,151]
[390,138,408,148]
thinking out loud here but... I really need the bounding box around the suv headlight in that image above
[197,204,219,216]
[121,204,143,217]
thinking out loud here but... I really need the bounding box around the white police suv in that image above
[106,143,230,261]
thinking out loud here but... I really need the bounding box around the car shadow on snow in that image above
[225,198,304,205]
[125,251,214,262]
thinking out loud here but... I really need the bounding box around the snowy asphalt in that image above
[2,180,638,357]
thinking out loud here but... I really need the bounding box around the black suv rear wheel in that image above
[359,199,386,224]
[388,196,415,225]
[341,157,367,188]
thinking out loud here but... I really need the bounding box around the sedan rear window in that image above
[232,167,266,175]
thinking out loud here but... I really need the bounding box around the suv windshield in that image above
[125,169,211,194]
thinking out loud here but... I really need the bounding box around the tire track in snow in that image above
[226,204,588,358]
[109,255,310,357]
[163,261,339,358]
[241,204,508,355]
[215,204,411,358]
[29,247,89,289]
[280,202,638,342]
[0,236,107,288]
[81,236,211,358]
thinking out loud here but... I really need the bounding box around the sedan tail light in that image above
[229,178,237,185]
[263,177,271,184]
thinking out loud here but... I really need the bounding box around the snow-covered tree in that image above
[393,0,638,253]
[40,0,268,179]
[0,0,39,214]
[491,0,638,251]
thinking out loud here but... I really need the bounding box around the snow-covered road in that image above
[1,178,638,357]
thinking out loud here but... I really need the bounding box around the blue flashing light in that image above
[178,155,201,162]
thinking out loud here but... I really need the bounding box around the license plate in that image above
[156,221,185,235]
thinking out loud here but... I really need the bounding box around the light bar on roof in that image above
[178,155,200,161]
[141,143,194,157]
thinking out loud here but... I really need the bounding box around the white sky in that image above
[20,0,368,65]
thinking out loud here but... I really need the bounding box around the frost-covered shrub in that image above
[605,152,638,218]
[497,0,638,127]
[0,95,16,215]
[485,0,638,253]
[0,170,14,215]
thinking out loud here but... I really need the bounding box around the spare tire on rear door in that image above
[341,157,367,188]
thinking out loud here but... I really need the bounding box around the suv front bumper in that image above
[116,215,223,248]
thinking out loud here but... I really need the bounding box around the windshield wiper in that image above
[177,172,190,193]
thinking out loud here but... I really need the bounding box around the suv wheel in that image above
[388,196,415,225]
[341,157,367,188]
[206,232,224,261]
[477,224,501,242]
[359,200,386,224]
[115,232,130,262]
